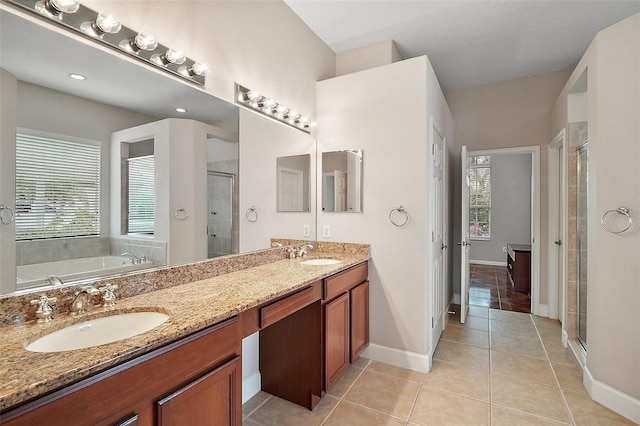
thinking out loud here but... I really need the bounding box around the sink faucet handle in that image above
[99,284,118,308]
[30,295,57,323]
[80,285,100,295]
[287,247,297,259]
[298,244,315,258]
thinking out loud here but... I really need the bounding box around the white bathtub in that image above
[17,256,154,290]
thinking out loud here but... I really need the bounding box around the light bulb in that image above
[81,12,121,37]
[247,90,261,101]
[262,98,276,109]
[36,0,79,17]
[191,62,209,76]
[165,49,186,65]
[134,31,158,51]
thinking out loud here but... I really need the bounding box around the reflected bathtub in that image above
[17,256,153,290]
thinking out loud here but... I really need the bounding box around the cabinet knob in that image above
[554,240,562,246]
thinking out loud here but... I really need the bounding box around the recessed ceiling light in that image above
[175,107,187,113]
[68,73,87,81]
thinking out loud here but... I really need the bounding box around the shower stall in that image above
[577,143,588,350]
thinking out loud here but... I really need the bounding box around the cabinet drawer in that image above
[324,262,368,301]
[260,284,320,328]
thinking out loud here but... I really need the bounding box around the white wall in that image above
[470,153,531,264]
[336,40,403,77]
[551,13,639,423]
[317,56,454,372]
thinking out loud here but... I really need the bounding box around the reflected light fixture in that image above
[175,107,187,113]
[6,0,209,86]
[68,73,86,80]
[80,11,122,38]
[235,84,316,133]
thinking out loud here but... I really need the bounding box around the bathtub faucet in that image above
[47,275,64,286]
[121,252,143,265]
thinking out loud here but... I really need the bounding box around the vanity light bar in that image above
[6,0,208,86]
[235,84,317,134]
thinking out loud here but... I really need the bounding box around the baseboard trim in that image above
[536,303,549,317]
[470,260,507,267]
[584,366,640,424]
[361,343,431,373]
[242,371,261,404]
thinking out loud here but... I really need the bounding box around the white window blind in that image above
[15,133,101,240]
[127,155,155,234]
[469,155,491,240]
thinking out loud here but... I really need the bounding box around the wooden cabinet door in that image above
[324,293,350,390]
[350,281,369,361]
[157,356,241,426]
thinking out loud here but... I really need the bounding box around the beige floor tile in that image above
[563,389,637,425]
[324,400,406,425]
[489,309,533,325]
[491,406,570,425]
[491,374,571,423]
[353,356,371,368]
[345,369,420,420]
[490,332,547,360]
[242,391,271,419]
[542,338,580,366]
[242,419,261,425]
[551,361,584,392]
[409,387,490,426]
[423,360,489,402]
[537,325,564,342]
[328,365,364,398]
[532,315,562,331]
[449,315,490,332]
[433,340,490,371]
[491,351,556,386]
[469,306,489,319]
[441,325,490,349]
[490,318,539,339]
[248,393,339,426]
[368,360,425,383]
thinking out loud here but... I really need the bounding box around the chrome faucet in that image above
[30,295,57,323]
[47,275,64,286]
[99,284,119,308]
[70,285,99,315]
[271,241,283,247]
[298,244,315,258]
[121,252,141,265]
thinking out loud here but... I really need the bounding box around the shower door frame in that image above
[207,171,236,258]
[576,143,588,351]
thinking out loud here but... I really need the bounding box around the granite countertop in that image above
[0,251,369,412]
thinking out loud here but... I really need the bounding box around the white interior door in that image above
[430,118,447,344]
[334,170,347,211]
[277,167,303,211]
[460,146,471,323]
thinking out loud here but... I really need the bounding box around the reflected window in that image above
[126,155,154,234]
[15,132,100,240]
[469,155,491,239]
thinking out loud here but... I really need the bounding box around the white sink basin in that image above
[25,311,170,353]
[301,258,342,266]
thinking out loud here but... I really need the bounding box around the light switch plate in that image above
[303,224,311,237]
[323,225,331,238]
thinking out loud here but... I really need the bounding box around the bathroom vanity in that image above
[0,246,369,425]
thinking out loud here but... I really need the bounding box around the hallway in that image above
[242,307,633,425]
[469,265,531,313]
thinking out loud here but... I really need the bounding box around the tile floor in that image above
[242,306,634,425]
[469,265,532,313]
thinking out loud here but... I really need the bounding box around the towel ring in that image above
[0,205,14,225]
[600,206,632,234]
[174,208,190,220]
[389,205,409,227]
[245,206,258,222]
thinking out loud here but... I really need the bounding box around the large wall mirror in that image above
[276,154,311,212]
[0,8,242,294]
[322,150,363,212]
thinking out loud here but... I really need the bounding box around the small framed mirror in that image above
[322,150,363,212]
[276,154,311,212]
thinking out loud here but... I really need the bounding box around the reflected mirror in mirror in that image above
[1,9,239,294]
[276,154,311,212]
[322,150,363,212]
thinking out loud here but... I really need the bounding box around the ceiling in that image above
[284,1,640,92]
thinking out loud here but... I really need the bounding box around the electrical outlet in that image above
[303,224,310,237]
[323,225,331,238]
[502,246,507,253]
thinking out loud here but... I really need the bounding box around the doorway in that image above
[460,146,541,318]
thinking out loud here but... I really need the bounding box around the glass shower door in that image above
[577,144,588,350]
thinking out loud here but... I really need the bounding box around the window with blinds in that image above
[127,155,155,234]
[469,155,491,240]
[15,133,101,240]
